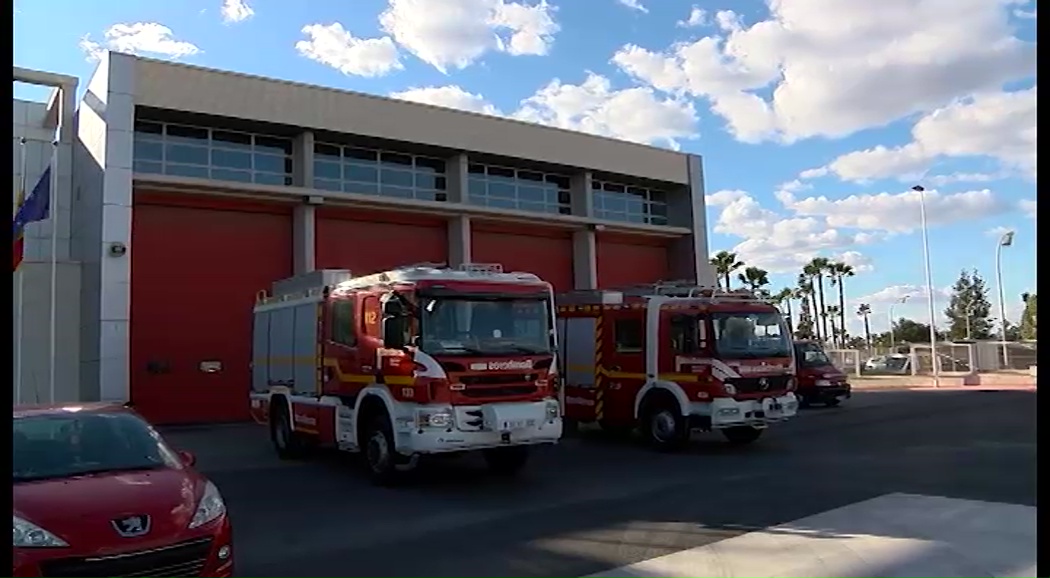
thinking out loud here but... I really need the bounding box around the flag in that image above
[13,165,52,272]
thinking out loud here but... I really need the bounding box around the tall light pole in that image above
[912,185,939,387]
[888,295,910,350]
[996,230,1014,369]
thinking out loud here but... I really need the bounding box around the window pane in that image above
[603,182,625,194]
[518,186,545,202]
[488,182,516,198]
[254,173,292,186]
[415,172,441,190]
[345,147,377,162]
[468,180,487,198]
[546,174,570,189]
[211,168,253,183]
[380,185,414,198]
[165,144,209,165]
[649,215,669,226]
[380,152,413,167]
[165,164,209,179]
[133,160,162,174]
[135,121,163,135]
[314,178,342,192]
[314,160,341,180]
[415,157,446,173]
[518,202,548,213]
[254,153,289,174]
[345,164,378,183]
[518,170,543,183]
[165,125,209,144]
[133,139,163,161]
[468,163,486,174]
[344,181,379,195]
[254,136,293,155]
[557,190,571,204]
[211,149,252,170]
[212,130,252,151]
[487,166,515,179]
[314,143,341,158]
[380,169,414,188]
[487,197,517,209]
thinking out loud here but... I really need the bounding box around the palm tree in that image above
[828,262,855,343]
[772,287,795,336]
[710,251,744,290]
[857,303,872,347]
[737,266,770,293]
[826,305,841,346]
[796,274,816,339]
[804,257,831,343]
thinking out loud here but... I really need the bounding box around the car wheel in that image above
[483,446,530,476]
[641,399,689,451]
[363,413,411,486]
[271,405,305,460]
[722,426,764,445]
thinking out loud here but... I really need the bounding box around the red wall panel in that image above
[315,208,448,274]
[596,233,670,289]
[471,222,574,292]
[130,193,293,424]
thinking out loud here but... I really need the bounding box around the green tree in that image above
[710,251,744,290]
[772,287,795,336]
[893,318,946,344]
[737,266,770,292]
[944,269,994,340]
[795,274,816,339]
[803,257,831,342]
[857,303,872,346]
[829,262,855,343]
[1020,292,1037,340]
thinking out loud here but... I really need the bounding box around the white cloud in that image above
[378,0,558,74]
[79,23,200,62]
[854,284,952,305]
[705,189,748,207]
[611,0,1035,143]
[777,187,1010,233]
[618,0,648,13]
[390,85,501,115]
[985,225,1015,239]
[296,23,402,78]
[220,0,254,23]
[387,75,699,149]
[925,171,1012,187]
[818,88,1037,183]
[836,250,874,273]
[677,6,707,27]
[1019,199,1036,218]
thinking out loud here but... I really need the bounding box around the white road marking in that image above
[585,493,1036,578]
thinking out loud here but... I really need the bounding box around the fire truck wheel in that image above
[483,446,530,476]
[270,403,307,460]
[641,399,689,451]
[363,413,407,486]
[722,426,764,445]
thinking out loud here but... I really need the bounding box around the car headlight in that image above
[416,410,452,429]
[13,515,68,548]
[189,481,226,529]
[815,379,832,387]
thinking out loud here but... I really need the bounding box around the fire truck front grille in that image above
[728,375,792,394]
[455,374,538,399]
[39,537,213,577]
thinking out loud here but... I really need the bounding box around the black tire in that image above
[483,446,530,476]
[362,413,407,486]
[722,426,764,445]
[640,397,689,451]
[270,404,306,460]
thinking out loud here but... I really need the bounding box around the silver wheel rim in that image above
[650,410,677,443]
[367,430,389,472]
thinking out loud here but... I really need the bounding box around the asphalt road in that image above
[164,389,1038,577]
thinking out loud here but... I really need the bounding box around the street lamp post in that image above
[912,185,940,387]
[888,295,910,350]
[996,230,1015,369]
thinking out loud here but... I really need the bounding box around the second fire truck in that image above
[556,283,799,450]
[249,263,563,484]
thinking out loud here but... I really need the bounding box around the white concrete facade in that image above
[19,51,716,406]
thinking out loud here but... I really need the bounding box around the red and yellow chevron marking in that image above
[594,316,605,422]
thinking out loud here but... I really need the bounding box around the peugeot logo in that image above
[112,515,151,538]
[758,377,770,390]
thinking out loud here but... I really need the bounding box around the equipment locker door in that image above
[601,310,648,425]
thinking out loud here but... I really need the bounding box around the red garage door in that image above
[597,233,670,289]
[130,193,293,424]
[472,222,574,291]
[315,208,448,273]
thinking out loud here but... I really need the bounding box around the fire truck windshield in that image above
[417,297,553,357]
[712,311,792,359]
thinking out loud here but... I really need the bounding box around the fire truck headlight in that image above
[416,410,452,429]
[786,377,797,391]
[723,383,737,395]
[545,400,560,420]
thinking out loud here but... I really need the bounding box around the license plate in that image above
[500,419,532,431]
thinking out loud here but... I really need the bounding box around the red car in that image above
[13,403,234,577]
[793,340,852,407]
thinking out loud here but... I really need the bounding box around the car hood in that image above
[799,365,846,380]
[14,468,203,549]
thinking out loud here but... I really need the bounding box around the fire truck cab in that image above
[250,263,563,484]
[556,283,799,450]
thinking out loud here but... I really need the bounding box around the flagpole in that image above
[16,137,28,406]
[48,93,62,405]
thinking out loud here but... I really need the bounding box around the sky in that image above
[13,0,1038,335]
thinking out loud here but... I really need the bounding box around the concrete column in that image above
[570,171,593,217]
[445,153,469,203]
[293,131,315,188]
[293,204,316,274]
[572,229,598,290]
[667,154,716,286]
[447,215,472,266]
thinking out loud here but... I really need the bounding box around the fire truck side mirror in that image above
[383,299,405,317]
[383,317,407,349]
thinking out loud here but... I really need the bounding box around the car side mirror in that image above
[177,450,196,467]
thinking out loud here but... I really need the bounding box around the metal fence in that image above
[821,340,1037,376]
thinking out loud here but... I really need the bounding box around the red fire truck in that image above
[556,283,798,450]
[249,263,563,484]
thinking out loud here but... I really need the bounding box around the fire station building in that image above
[15,51,715,424]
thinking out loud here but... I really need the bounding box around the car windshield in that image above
[712,311,792,359]
[418,297,553,356]
[795,342,833,368]
[13,411,180,483]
